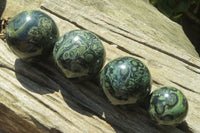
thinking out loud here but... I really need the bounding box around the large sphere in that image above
[6,10,59,60]
[53,30,106,80]
[148,86,188,125]
[100,56,151,105]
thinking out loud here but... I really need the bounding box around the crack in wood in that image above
[170,80,200,95]
[51,81,127,132]
[40,6,86,30]
[98,35,146,59]
[13,80,82,131]
[29,115,62,133]
[0,63,14,71]
[40,6,145,60]
[0,2,197,132]
[96,17,143,40]
[152,80,163,86]
[40,6,200,72]
[1,58,192,132]
[46,68,146,132]
[78,17,200,72]
[0,61,85,131]
[185,65,200,75]
[0,103,46,133]
[13,66,107,131]
[80,16,146,59]
[97,23,200,71]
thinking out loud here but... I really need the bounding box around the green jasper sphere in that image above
[148,86,188,125]
[53,30,106,80]
[100,56,151,105]
[6,10,59,60]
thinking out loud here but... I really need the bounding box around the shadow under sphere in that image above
[0,0,6,18]
[14,58,59,95]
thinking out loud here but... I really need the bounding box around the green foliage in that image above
[150,0,200,22]
[193,0,200,14]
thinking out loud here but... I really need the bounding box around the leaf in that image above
[167,0,176,8]
[150,0,159,5]
[193,0,200,14]
[172,13,183,19]
[157,0,174,16]
[173,0,190,13]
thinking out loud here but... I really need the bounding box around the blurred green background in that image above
[150,0,200,56]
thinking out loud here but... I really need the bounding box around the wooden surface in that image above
[0,0,200,133]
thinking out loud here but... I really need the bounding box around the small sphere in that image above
[53,30,106,80]
[6,10,59,60]
[100,56,151,105]
[148,86,188,125]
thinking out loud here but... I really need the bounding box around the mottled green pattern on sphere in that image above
[53,30,106,80]
[148,87,188,125]
[100,56,151,105]
[6,10,59,60]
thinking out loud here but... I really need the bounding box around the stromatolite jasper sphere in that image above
[6,10,59,60]
[148,86,188,125]
[53,30,106,80]
[100,56,151,105]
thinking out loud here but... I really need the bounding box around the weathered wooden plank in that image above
[0,0,200,133]
[40,1,200,131]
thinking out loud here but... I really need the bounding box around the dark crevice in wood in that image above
[43,68,141,132]
[11,78,82,131]
[176,121,193,133]
[0,129,7,133]
[80,16,146,59]
[152,80,163,86]
[28,115,62,133]
[97,17,142,39]
[0,4,192,133]
[170,80,200,95]
[0,64,14,71]
[99,36,146,59]
[40,6,86,30]
[81,16,200,71]
[38,65,108,121]
[73,100,126,133]
[45,95,62,104]
[1,63,82,131]
[0,86,19,103]
[68,88,151,132]
[56,85,127,132]
[40,6,145,60]
[0,103,42,133]
[185,65,200,75]
[107,27,200,70]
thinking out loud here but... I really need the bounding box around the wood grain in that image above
[0,0,200,133]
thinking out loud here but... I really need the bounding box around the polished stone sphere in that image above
[6,10,59,60]
[148,86,188,125]
[53,30,106,80]
[100,56,151,105]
